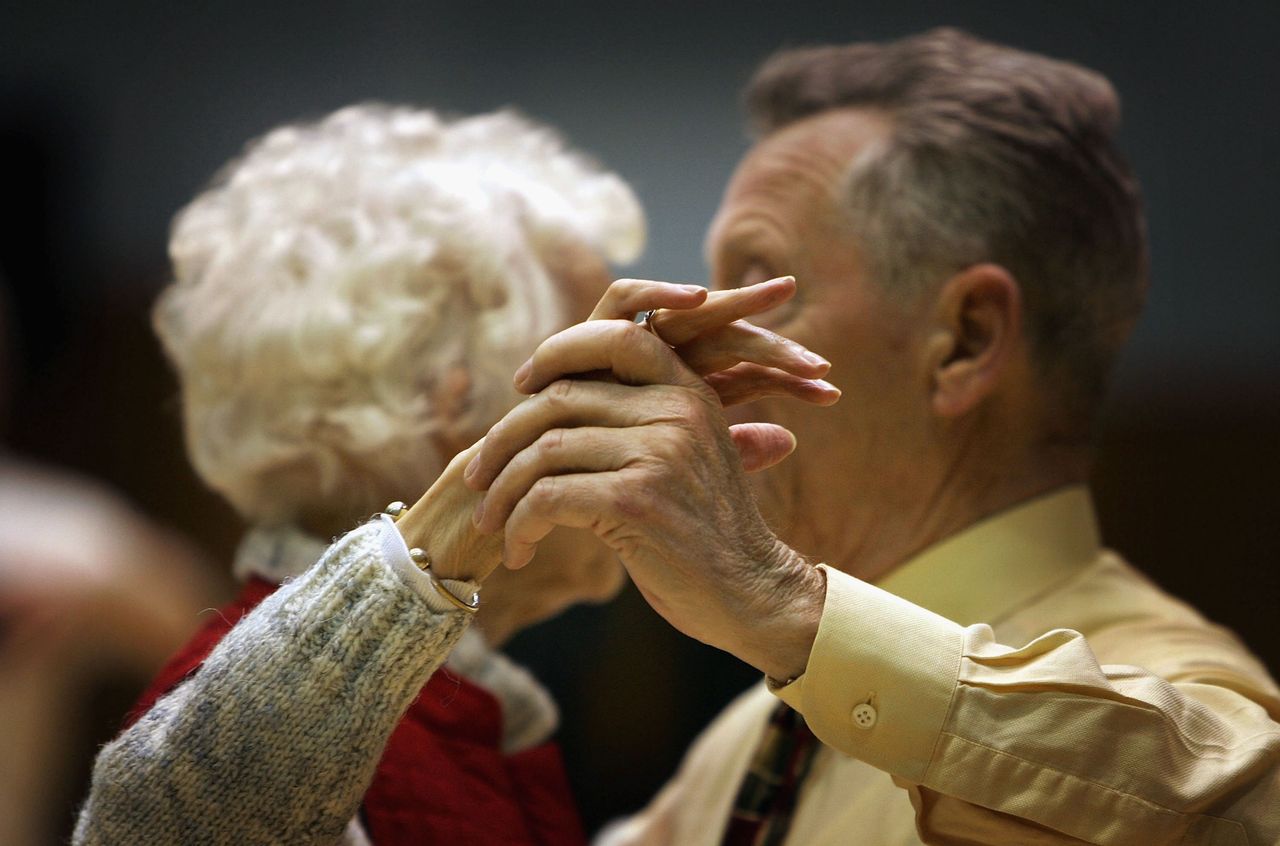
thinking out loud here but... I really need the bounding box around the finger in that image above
[514,320,702,395]
[465,379,686,490]
[705,363,842,408]
[729,423,797,473]
[503,472,622,570]
[649,276,796,346]
[476,426,651,533]
[589,278,708,321]
[675,321,829,379]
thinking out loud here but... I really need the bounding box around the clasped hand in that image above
[464,277,833,680]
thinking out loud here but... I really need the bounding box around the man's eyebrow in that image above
[712,222,779,266]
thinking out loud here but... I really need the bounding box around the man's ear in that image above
[924,263,1023,418]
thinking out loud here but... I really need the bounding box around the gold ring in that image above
[641,309,671,346]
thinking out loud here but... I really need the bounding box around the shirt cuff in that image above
[772,564,965,783]
[375,514,480,615]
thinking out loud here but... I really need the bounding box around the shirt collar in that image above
[875,485,1101,626]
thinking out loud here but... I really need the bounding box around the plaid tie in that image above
[719,703,820,846]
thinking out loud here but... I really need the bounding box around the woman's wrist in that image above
[395,443,505,582]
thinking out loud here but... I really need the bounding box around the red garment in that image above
[128,578,586,845]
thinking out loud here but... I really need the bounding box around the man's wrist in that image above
[744,542,827,682]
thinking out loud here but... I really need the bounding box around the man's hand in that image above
[565,275,839,472]
[463,279,831,680]
[400,278,835,595]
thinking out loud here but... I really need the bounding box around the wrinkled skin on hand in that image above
[462,278,833,679]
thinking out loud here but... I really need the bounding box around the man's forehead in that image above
[747,108,891,186]
[705,108,889,262]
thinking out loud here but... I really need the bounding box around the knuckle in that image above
[535,427,569,458]
[674,391,708,423]
[529,476,560,511]
[544,378,577,407]
[679,401,718,435]
[760,330,788,356]
[650,427,689,464]
[655,385,692,415]
[617,320,653,353]
[608,278,644,304]
[483,418,509,454]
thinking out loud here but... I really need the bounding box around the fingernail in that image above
[472,498,486,527]
[464,455,479,480]
[513,359,531,387]
[768,275,795,285]
[803,351,830,368]
[681,284,705,294]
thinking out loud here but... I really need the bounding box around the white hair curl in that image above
[156,104,644,526]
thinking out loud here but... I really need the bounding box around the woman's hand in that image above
[393,440,506,582]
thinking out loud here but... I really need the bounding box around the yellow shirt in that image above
[603,487,1280,845]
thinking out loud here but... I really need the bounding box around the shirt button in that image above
[852,703,878,729]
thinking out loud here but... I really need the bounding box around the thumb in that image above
[729,423,797,473]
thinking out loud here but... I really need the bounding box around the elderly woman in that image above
[74,105,834,845]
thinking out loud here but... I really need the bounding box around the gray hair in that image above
[156,104,644,525]
[747,28,1148,435]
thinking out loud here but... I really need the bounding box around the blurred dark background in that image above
[2,0,1277,838]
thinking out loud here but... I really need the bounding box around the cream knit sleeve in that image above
[73,520,474,845]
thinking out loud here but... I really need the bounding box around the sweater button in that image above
[852,703,878,729]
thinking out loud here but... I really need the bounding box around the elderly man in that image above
[466,28,1280,845]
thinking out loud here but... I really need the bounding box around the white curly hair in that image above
[155,104,644,527]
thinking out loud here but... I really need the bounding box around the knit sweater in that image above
[73,518,479,845]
